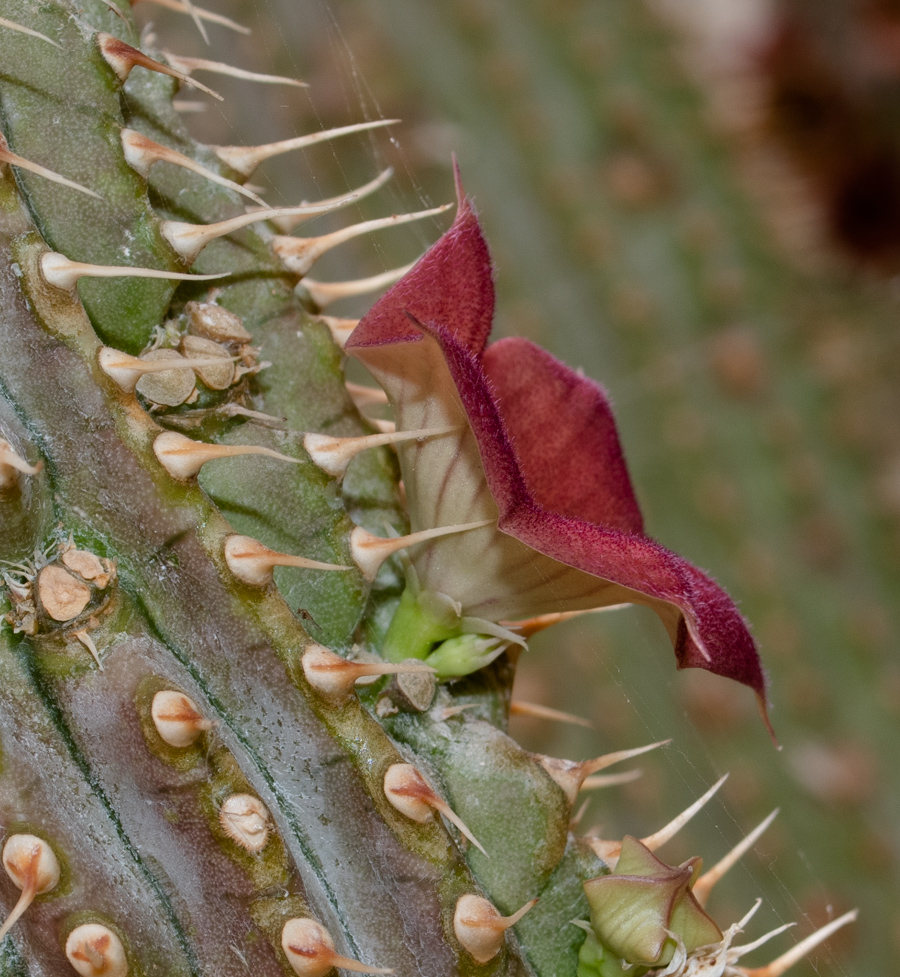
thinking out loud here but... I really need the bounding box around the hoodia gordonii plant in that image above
[0,2,855,977]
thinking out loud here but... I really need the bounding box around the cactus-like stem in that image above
[0,2,861,976]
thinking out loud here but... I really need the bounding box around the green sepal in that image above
[583,836,721,967]
[424,632,507,677]
[381,585,463,661]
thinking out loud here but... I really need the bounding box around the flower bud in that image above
[583,836,721,967]
[424,634,508,679]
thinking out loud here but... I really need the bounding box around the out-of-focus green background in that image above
[136,1,900,973]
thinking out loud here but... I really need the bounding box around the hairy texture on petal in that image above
[346,167,493,354]
[430,319,768,710]
[483,338,643,533]
[348,170,768,721]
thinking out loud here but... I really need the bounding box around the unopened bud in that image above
[424,633,508,679]
[583,836,721,967]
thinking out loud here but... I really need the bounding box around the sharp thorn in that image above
[97,347,240,393]
[741,910,858,977]
[509,700,594,728]
[153,431,302,480]
[0,17,61,48]
[40,252,227,292]
[248,168,395,232]
[0,146,101,199]
[345,382,389,407]
[121,129,267,206]
[732,921,797,960]
[433,703,477,720]
[161,199,358,264]
[99,0,128,20]
[73,630,103,669]
[302,261,417,309]
[303,425,459,478]
[503,604,633,639]
[570,798,591,829]
[163,52,307,87]
[224,535,351,587]
[383,764,486,856]
[580,769,643,790]
[215,404,286,427]
[0,441,42,478]
[0,836,60,940]
[213,120,399,179]
[350,521,493,581]
[693,809,779,907]
[177,0,210,44]
[98,34,223,100]
[302,644,434,700]
[172,100,207,113]
[587,773,727,866]
[641,774,729,852]
[133,0,252,34]
[537,741,668,805]
[273,203,451,277]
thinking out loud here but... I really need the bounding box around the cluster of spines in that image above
[0,3,856,976]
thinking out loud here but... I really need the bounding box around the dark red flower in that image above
[346,170,770,733]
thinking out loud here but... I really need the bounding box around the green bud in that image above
[424,634,507,679]
[381,586,463,662]
[583,836,722,967]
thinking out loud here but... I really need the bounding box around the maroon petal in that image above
[422,323,770,729]
[345,165,494,356]
[483,337,644,533]
[347,170,771,732]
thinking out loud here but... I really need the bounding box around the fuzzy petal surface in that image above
[346,174,768,720]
